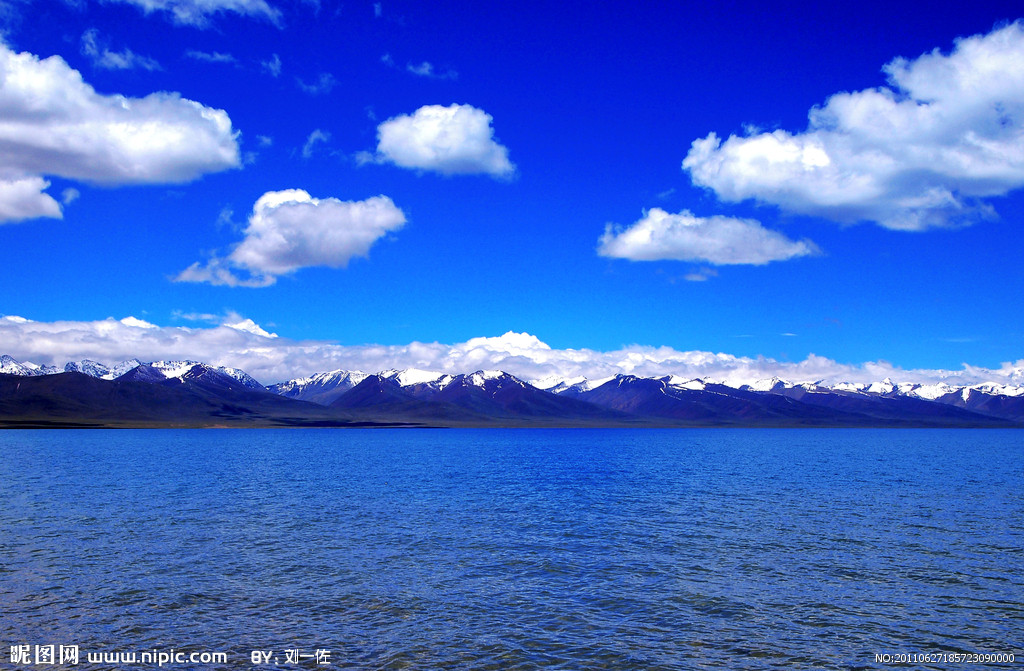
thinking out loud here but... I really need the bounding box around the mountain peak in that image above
[0,355,58,376]
[64,359,111,378]
[382,368,452,388]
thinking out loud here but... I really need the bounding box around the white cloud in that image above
[224,316,277,338]
[173,310,222,323]
[598,208,818,265]
[80,29,161,71]
[0,42,240,224]
[61,187,80,205]
[684,267,718,282]
[406,61,457,80]
[105,0,282,27]
[295,72,337,95]
[175,189,406,286]
[301,128,330,158]
[174,310,277,337]
[185,50,238,65]
[683,21,1024,230]
[175,257,273,288]
[119,316,158,329]
[261,53,282,77]
[370,104,515,178]
[406,61,431,76]
[2,317,1022,388]
[0,176,61,222]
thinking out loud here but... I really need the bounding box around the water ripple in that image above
[1,428,1021,669]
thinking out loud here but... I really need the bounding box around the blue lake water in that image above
[0,428,1021,669]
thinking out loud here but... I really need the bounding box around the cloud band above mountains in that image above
[1,315,1020,388]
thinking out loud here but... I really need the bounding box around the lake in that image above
[1,429,1021,669]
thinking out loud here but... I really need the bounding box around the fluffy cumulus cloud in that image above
[3,316,1023,388]
[105,0,282,27]
[683,21,1024,230]
[598,208,818,265]
[176,190,406,287]
[368,103,515,178]
[0,176,61,223]
[0,42,240,224]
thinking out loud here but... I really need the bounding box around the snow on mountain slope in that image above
[64,360,111,377]
[2,354,38,376]
[108,359,143,379]
[25,360,60,375]
[662,375,707,391]
[866,378,898,395]
[967,383,1024,398]
[3,351,1024,422]
[467,370,518,387]
[62,358,146,380]
[0,355,58,376]
[531,375,587,392]
[536,375,615,395]
[147,360,265,390]
[382,368,454,389]
[217,366,265,390]
[743,377,792,392]
[149,360,203,379]
[269,369,372,405]
[896,382,957,400]
[832,382,869,393]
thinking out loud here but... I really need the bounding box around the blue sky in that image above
[1,0,1023,383]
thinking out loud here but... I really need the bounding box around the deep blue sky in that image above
[1,0,1023,373]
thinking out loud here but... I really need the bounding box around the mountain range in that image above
[1,355,1022,428]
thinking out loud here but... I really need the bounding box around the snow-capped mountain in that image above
[532,374,586,393]
[381,368,455,391]
[331,368,616,422]
[108,359,144,379]
[657,375,707,391]
[268,369,371,405]
[141,361,264,392]
[211,366,264,390]
[284,367,530,407]
[376,369,533,400]
[64,359,110,377]
[2,355,261,389]
[1,355,59,376]
[149,360,206,379]
[535,375,615,396]
[3,354,1024,426]
[742,377,792,393]
[534,372,1024,425]
[62,358,145,379]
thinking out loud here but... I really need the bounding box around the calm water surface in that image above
[1,429,1021,669]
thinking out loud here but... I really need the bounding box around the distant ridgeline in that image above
[2,355,1023,428]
